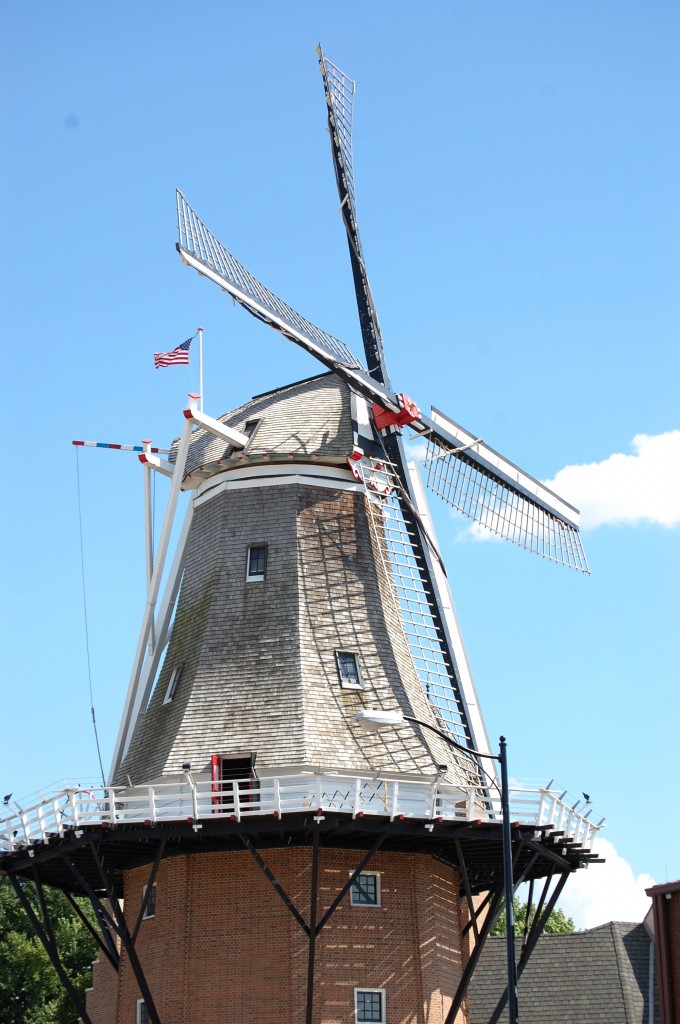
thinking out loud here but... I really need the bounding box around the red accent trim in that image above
[72,440,85,446]
[372,394,421,431]
[183,408,193,419]
[139,454,148,464]
[349,447,364,461]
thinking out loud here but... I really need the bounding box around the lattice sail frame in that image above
[424,434,590,572]
[357,457,484,787]
[318,52,357,217]
[176,191,364,371]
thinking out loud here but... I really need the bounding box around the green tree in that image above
[0,876,98,1024]
[491,896,574,936]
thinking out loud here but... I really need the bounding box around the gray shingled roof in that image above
[176,372,355,484]
[468,922,655,1024]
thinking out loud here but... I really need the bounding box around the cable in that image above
[75,447,107,787]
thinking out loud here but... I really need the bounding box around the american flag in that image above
[154,336,193,368]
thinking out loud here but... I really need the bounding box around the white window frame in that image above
[142,882,157,919]
[163,664,184,705]
[336,650,362,690]
[350,871,381,907]
[137,999,149,1024]
[246,544,267,582]
[355,988,386,1024]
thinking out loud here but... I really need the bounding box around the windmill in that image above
[170,48,589,766]
[0,49,601,1024]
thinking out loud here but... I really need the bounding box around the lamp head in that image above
[355,709,405,733]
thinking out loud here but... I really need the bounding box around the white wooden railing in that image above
[0,772,603,854]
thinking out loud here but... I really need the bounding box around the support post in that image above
[499,736,518,1024]
[305,828,320,1024]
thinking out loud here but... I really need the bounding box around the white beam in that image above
[109,412,194,780]
[184,392,249,448]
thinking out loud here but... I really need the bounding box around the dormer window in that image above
[246,544,267,582]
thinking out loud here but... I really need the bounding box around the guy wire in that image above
[75,446,107,786]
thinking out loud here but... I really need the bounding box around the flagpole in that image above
[197,327,203,411]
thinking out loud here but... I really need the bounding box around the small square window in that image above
[137,1000,150,1024]
[142,883,156,919]
[336,651,362,690]
[350,872,380,907]
[355,989,385,1024]
[163,664,183,705]
[246,544,267,582]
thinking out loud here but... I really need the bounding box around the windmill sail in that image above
[176,191,589,572]
[176,190,364,372]
[318,47,388,384]
[419,408,590,572]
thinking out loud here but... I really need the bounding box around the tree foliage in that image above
[0,876,98,1024]
[491,896,575,937]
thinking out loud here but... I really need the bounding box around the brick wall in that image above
[96,847,468,1024]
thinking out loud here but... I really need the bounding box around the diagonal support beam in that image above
[89,843,163,1024]
[315,834,386,935]
[445,880,505,1024]
[487,870,571,1024]
[8,874,93,1024]
[63,889,120,972]
[239,834,309,934]
[131,840,166,944]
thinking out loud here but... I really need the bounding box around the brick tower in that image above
[0,49,602,1024]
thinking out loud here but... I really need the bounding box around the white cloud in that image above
[556,838,655,929]
[544,430,680,530]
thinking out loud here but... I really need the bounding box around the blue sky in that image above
[2,2,678,926]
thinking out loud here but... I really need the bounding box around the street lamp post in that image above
[355,709,518,1024]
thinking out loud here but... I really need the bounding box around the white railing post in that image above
[233,781,240,820]
[107,788,117,825]
[37,802,47,841]
[69,790,79,828]
[352,778,361,818]
[147,786,156,823]
[189,778,199,821]
[273,778,281,817]
[389,781,399,821]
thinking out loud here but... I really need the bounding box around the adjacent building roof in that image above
[469,922,655,1024]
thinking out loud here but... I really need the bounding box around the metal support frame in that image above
[63,888,120,972]
[2,809,588,1024]
[7,873,93,1024]
[487,869,571,1024]
[88,842,162,1024]
[239,829,387,1023]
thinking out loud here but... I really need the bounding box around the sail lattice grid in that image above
[176,191,363,370]
[319,54,357,214]
[361,460,481,786]
[424,438,590,573]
